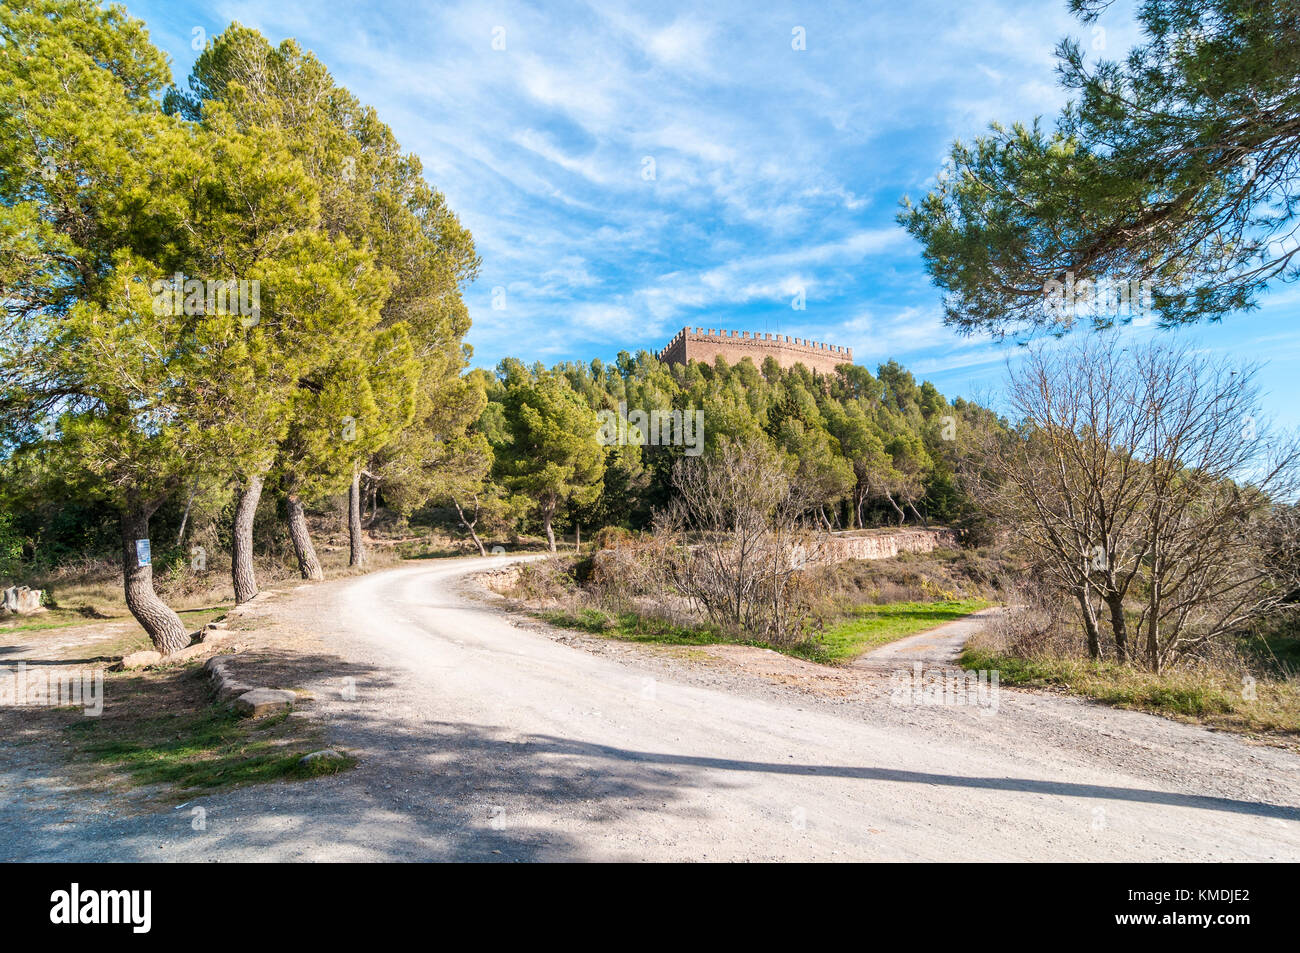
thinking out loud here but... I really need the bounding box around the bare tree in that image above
[978,336,1300,670]
[1125,346,1300,670]
[656,438,820,645]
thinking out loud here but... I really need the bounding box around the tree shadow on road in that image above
[12,639,1298,861]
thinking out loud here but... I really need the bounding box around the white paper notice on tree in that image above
[136,539,151,568]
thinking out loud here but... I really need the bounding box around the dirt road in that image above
[9,556,1300,861]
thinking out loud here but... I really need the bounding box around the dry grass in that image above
[12,512,429,627]
[2,661,350,798]
[964,595,1300,741]
[809,546,1014,610]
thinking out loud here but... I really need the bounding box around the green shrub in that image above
[0,512,23,579]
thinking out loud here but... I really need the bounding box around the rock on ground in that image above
[233,688,297,718]
[1,586,44,615]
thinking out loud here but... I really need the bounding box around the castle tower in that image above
[655,327,853,376]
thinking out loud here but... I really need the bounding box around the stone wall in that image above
[657,327,853,377]
[590,527,956,576]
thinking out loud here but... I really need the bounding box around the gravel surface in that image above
[5,555,1300,861]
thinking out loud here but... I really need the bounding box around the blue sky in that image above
[124,0,1300,428]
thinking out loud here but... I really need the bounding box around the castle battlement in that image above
[655,327,852,376]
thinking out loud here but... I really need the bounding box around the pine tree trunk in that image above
[348,468,366,568]
[286,490,324,581]
[121,506,189,655]
[542,501,557,553]
[884,491,906,525]
[232,473,264,605]
[175,480,197,546]
[453,499,487,556]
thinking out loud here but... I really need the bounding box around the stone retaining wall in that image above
[819,528,956,564]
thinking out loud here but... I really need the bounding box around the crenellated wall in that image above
[656,327,853,376]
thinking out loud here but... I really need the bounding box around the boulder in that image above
[232,688,296,717]
[164,640,217,664]
[217,680,255,703]
[199,625,236,646]
[1,586,44,615]
[119,650,162,670]
[299,749,348,766]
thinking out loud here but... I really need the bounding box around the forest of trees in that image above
[465,350,1000,550]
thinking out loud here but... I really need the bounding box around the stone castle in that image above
[656,327,853,377]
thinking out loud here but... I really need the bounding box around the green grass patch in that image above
[62,696,354,792]
[816,599,990,663]
[960,646,1300,735]
[0,607,101,633]
[1240,625,1300,678]
[539,600,991,666]
[175,605,232,625]
[539,606,825,660]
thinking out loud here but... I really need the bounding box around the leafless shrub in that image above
[813,547,1012,608]
[653,438,823,646]
[587,537,671,612]
[977,576,1074,658]
[510,558,581,607]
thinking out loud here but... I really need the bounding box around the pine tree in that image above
[900,0,1300,336]
[491,361,606,552]
[0,1,343,650]
[170,26,479,579]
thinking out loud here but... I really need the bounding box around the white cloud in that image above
[645,17,713,66]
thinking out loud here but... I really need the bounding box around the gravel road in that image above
[8,555,1300,861]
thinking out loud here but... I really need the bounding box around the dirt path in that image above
[6,556,1300,861]
[854,606,1006,669]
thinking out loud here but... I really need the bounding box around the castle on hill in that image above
[656,327,852,377]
